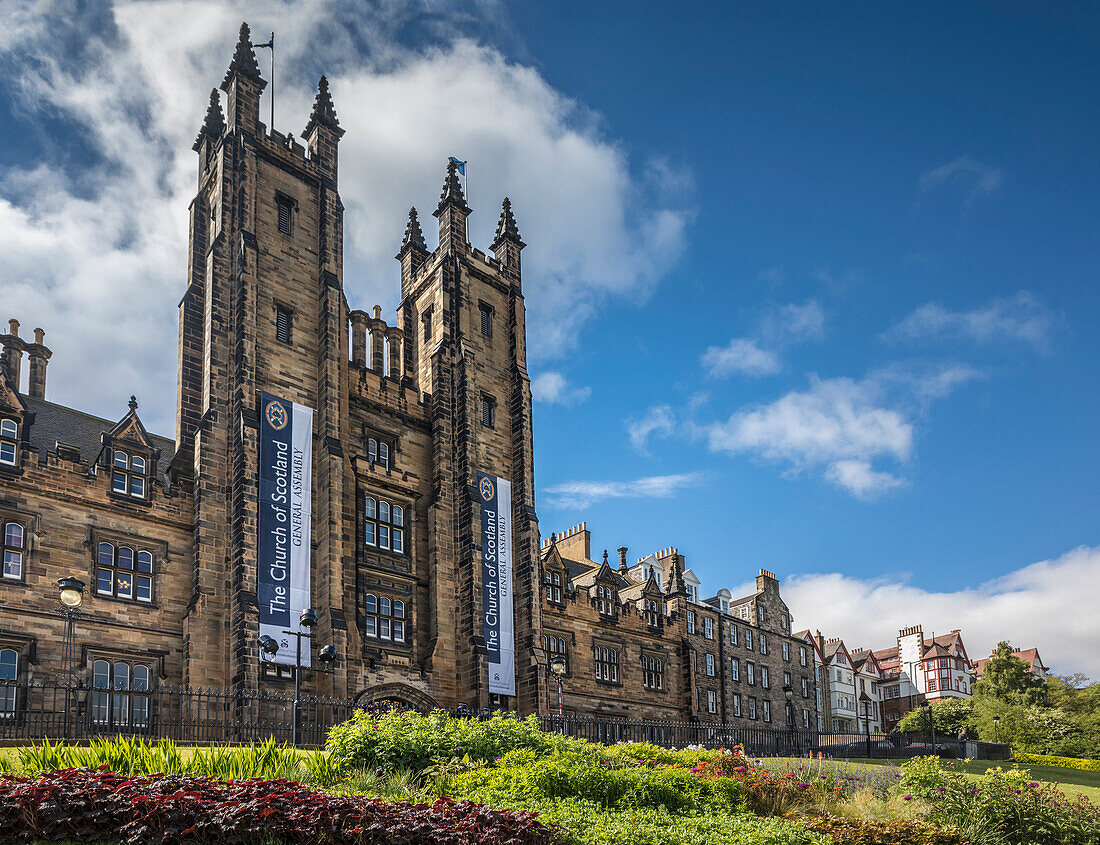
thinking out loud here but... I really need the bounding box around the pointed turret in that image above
[220,22,265,132]
[491,197,524,277]
[303,75,343,179]
[433,159,470,254]
[399,207,427,255]
[192,89,225,152]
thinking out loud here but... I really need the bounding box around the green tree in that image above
[896,697,974,736]
[974,641,1045,702]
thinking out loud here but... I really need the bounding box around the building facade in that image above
[875,626,973,727]
[0,24,818,728]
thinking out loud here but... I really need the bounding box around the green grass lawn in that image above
[788,756,1100,804]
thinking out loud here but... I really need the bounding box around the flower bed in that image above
[0,767,560,845]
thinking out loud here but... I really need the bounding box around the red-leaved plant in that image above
[0,767,563,844]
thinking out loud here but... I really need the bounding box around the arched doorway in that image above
[353,683,437,715]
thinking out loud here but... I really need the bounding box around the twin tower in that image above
[178,24,543,713]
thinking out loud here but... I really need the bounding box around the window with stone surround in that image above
[704,616,714,639]
[0,648,17,719]
[705,653,715,676]
[746,661,756,685]
[422,307,433,342]
[543,635,567,672]
[364,496,405,554]
[707,689,717,714]
[803,709,811,728]
[111,449,147,499]
[479,302,493,338]
[783,641,790,661]
[731,657,740,681]
[642,654,663,690]
[91,659,151,727]
[96,542,153,603]
[801,677,809,697]
[481,395,496,429]
[276,306,293,345]
[596,585,615,616]
[800,645,808,666]
[763,700,771,722]
[0,418,17,466]
[748,697,757,720]
[3,521,24,580]
[730,626,739,645]
[544,570,562,604]
[363,594,406,643]
[759,633,768,654]
[761,666,770,689]
[276,194,295,235]
[686,610,696,634]
[366,437,392,469]
[732,693,742,717]
[593,644,619,683]
[745,631,754,651]
[644,598,660,628]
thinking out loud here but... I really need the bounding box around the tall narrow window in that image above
[111,450,147,499]
[748,697,757,720]
[686,611,696,634]
[544,571,562,603]
[276,307,293,345]
[276,195,294,235]
[596,585,615,616]
[644,598,660,627]
[593,645,619,682]
[96,542,153,603]
[481,395,496,429]
[705,653,715,676]
[543,635,567,671]
[800,646,808,666]
[760,633,768,654]
[730,626,739,645]
[422,308,433,342]
[642,654,663,690]
[747,661,756,685]
[761,666,770,688]
[479,303,493,337]
[0,648,17,719]
[730,657,740,681]
[704,617,714,639]
[707,689,718,714]
[3,522,24,580]
[363,594,406,642]
[364,496,405,554]
[763,700,772,722]
[91,660,150,727]
[732,693,742,717]
[366,437,392,469]
[783,641,790,661]
[0,419,17,466]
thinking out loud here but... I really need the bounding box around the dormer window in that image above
[0,419,17,466]
[685,584,697,603]
[112,450,147,499]
[544,570,562,603]
[596,584,615,616]
[644,598,660,627]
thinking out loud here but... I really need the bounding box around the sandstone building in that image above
[0,24,814,729]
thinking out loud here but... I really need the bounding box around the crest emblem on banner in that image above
[265,400,288,430]
[479,476,495,501]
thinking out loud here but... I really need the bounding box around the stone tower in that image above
[177,25,349,692]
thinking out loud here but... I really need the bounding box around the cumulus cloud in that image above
[779,545,1100,677]
[531,371,590,406]
[698,364,980,498]
[0,0,690,434]
[542,472,704,510]
[884,291,1054,353]
[627,404,676,454]
[919,155,1004,204]
[701,299,824,379]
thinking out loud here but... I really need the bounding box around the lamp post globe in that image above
[318,644,338,665]
[259,634,280,656]
[550,656,566,676]
[299,608,318,629]
[57,576,84,609]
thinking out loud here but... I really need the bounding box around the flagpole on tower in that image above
[252,32,275,130]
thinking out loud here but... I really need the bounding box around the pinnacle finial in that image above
[222,22,263,89]
[603,549,609,565]
[492,197,525,250]
[303,75,344,139]
[435,158,470,215]
[400,207,427,254]
[128,395,138,411]
[193,89,225,151]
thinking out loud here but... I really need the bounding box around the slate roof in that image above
[24,396,174,466]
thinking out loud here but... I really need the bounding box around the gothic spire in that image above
[192,89,225,151]
[435,158,470,215]
[491,196,524,249]
[400,207,427,254]
[303,75,344,139]
[221,22,264,89]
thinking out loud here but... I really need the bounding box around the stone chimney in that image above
[26,327,52,400]
[0,319,25,391]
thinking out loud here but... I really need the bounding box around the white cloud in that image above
[701,338,780,378]
[919,156,1004,204]
[699,364,979,498]
[531,371,590,406]
[780,545,1100,678]
[627,404,676,454]
[0,1,690,435]
[542,472,704,510]
[885,292,1053,353]
[701,299,824,379]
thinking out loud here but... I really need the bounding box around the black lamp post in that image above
[993,715,1001,743]
[57,577,84,734]
[859,690,873,758]
[921,699,936,753]
[550,656,566,732]
[258,607,337,746]
[783,683,794,754]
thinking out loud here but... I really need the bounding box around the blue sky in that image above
[1,1,1097,673]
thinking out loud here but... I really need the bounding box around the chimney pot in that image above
[34,327,44,344]
[8,319,19,337]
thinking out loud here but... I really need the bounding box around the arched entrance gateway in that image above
[353,683,438,714]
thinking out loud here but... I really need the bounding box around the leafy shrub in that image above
[605,741,727,769]
[475,797,829,845]
[0,767,561,845]
[326,709,584,773]
[449,748,742,813]
[801,816,967,845]
[1014,752,1100,772]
